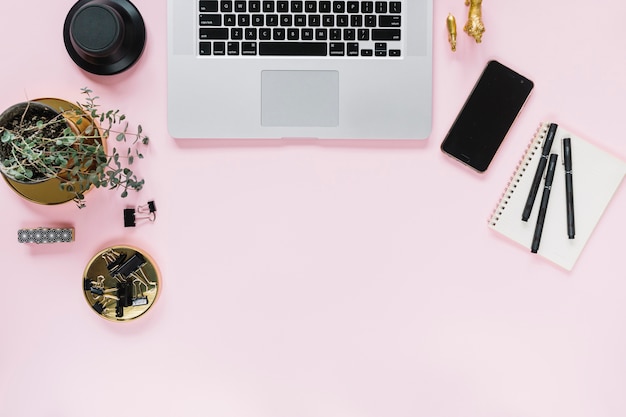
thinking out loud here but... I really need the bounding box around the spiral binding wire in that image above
[488,123,550,226]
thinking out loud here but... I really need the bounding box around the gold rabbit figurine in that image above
[464,0,485,43]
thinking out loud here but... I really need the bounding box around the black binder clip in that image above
[124,200,157,227]
[123,200,157,227]
[111,252,156,317]
[117,252,147,279]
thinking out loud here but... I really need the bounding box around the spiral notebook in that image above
[488,122,626,270]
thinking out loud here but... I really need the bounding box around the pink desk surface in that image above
[1,1,626,416]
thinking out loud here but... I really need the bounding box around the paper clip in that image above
[18,228,74,244]
[124,200,157,227]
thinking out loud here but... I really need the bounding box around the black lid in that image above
[63,0,146,75]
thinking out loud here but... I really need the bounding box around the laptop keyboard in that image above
[198,1,403,57]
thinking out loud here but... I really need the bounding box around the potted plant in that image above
[0,88,148,207]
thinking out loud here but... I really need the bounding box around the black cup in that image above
[63,0,146,75]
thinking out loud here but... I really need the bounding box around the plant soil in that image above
[0,102,67,181]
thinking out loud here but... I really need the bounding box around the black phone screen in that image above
[441,60,534,172]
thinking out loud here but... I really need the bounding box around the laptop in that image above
[167,0,432,140]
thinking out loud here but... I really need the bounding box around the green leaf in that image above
[116,132,125,142]
[1,131,15,143]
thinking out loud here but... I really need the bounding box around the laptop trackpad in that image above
[261,70,339,127]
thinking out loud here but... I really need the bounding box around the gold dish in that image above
[83,245,160,322]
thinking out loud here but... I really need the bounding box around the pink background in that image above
[2,1,626,416]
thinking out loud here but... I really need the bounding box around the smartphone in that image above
[441,60,534,172]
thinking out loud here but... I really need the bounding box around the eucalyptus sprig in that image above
[0,87,149,208]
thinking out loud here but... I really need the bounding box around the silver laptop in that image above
[167,0,432,139]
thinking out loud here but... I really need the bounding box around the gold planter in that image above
[1,98,104,205]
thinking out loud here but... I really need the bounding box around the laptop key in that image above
[267,14,279,26]
[252,14,264,26]
[231,27,243,39]
[245,28,257,39]
[259,42,327,56]
[238,14,251,26]
[250,1,261,11]
[291,1,303,12]
[347,42,359,56]
[375,42,386,56]
[224,14,236,26]
[221,1,232,12]
[199,1,219,12]
[259,28,272,40]
[333,1,345,13]
[273,28,286,40]
[263,1,275,12]
[200,28,229,39]
[379,15,401,27]
[228,42,240,55]
[199,14,222,26]
[347,2,359,13]
[242,42,258,55]
[199,42,212,55]
[329,42,345,56]
[288,28,300,40]
[213,41,226,55]
[372,29,401,40]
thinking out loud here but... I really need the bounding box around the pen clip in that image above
[562,137,573,172]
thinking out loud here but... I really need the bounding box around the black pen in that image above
[531,153,558,253]
[563,138,575,238]
[522,123,558,221]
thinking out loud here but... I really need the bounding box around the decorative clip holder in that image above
[18,228,74,244]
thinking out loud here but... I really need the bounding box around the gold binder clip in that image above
[464,0,485,43]
[446,14,457,51]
